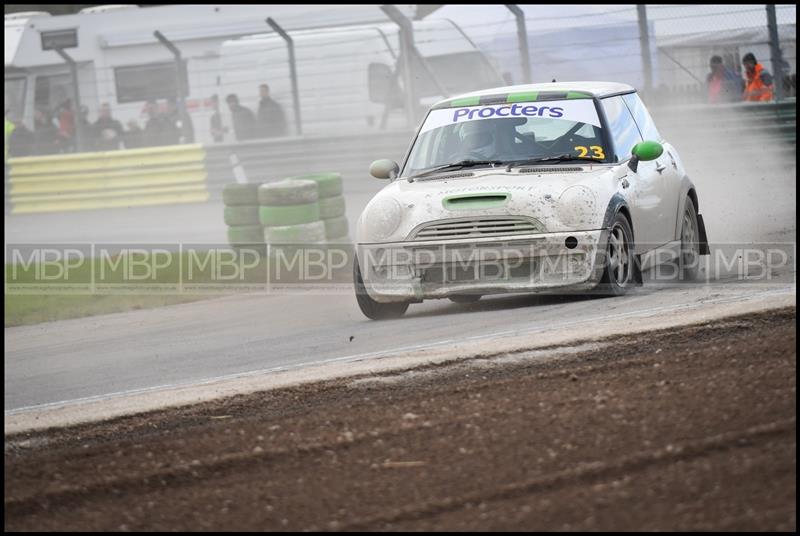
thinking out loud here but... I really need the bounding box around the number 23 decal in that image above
[574,146,605,159]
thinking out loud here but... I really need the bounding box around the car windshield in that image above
[402,99,607,177]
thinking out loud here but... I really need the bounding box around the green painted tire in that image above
[227,225,265,245]
[222,183,261,206]
[326,235,351,245]
[288,172,342,198]
[318,195,346,219]
[258,179,318,206]
[224,205,261,226]
[264,220,326,244]
[259,203,320,226]
[323,216,349,239]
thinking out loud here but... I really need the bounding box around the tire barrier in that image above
[323,215,350,240]
[264,220,327,244]
[257,179,318,205]
[260,179,323,249]
[223,205,261,226]
[227,225,266,245]
[222,172,350,250]
[222,183,261,206]
[287,172,343,199]
[222,182,264,248]
[258,203,320,227]
[318,195,346,219]
[283,173,350,241]
[7,144,208,214]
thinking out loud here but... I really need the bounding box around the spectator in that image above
[7,113,34,158]
[32,108,62,155]
[161,98,183,145]
[56,98,75,150]
[124,119,145,149]
[76,105,93,151]
[144,100,179,146]
[225,93,257,141]
[742,52,774,102]
[706,56,743,104]
[257,83,288,138]
[93,103,125,151]
[166,97,194,144]
[209,94,227,143]
[143,100,163,146]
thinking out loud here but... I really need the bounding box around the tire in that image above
[326,235,352,245]
[319,195,346,219]
[597,212,635,296]
[289,172,343,198]
[224,205,260,226]
[259,203,320,226]
[353,258,409,320]
[449,294,482,304]
[679,197,702,281]
[323,216,349,239]
[222,183,261,206]
[264,220,326,244]
[258,179,318,206]
[227,225,265,245]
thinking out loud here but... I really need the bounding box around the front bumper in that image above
[357,230,608,302]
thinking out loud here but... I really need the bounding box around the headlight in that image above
[557,186,598,228]
[363,197,403,241]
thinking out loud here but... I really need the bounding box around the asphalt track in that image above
[4,275,795,413]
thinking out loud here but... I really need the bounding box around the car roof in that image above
[433,81,636,109]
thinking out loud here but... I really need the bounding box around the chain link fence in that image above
[435,4,795,107]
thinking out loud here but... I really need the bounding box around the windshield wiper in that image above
[407,159,504,182]
[504,154,603,169]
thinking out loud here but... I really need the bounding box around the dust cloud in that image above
[651,102,796,246]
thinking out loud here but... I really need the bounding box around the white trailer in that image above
[4,4,420,145]
[218,18,505,137]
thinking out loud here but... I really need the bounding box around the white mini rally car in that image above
[354,82,709,319]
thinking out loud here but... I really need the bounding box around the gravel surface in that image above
[4,307,796,531]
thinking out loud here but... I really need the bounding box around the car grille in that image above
[409,217,545,241]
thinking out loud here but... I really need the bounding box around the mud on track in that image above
[4,307,796,531]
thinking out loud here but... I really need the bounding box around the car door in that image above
[601,95,671,252]
[622,93,681,242]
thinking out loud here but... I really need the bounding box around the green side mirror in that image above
[632,140,664,161]
[628,140,663,173]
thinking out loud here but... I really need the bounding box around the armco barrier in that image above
[204,129,413,198]
[7,144,208,214]
[651,98,797,151]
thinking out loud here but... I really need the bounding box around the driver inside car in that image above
[456,121,497,160]
[454,118,545,162]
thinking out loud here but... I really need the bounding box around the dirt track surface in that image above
[4,308,796,531]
